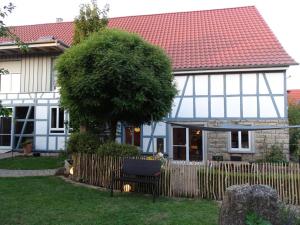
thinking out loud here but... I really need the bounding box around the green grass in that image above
[0,156,66,170]
[0,176,219,225]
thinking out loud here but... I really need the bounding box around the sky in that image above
[2,0,300,90]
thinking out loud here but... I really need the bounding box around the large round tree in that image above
[56,29,176,140]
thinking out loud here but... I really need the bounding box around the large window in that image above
[230,131,251,152]
[50,107,65,133]
[172,127,203,161]
[0,108,12,147]
[124,126,141,147]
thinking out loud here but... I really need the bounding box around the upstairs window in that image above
[229,131,251,152]
[50,107,65,133]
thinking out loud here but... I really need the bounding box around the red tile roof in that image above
[0,6,297,70]
[288,90,300,104]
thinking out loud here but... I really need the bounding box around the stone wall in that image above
[206,119,289,162]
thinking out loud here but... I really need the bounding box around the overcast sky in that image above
[2,0,300,90]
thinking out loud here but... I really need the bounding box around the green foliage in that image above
[96,142,140,157]
[21,139,33,148]
[66,132,102,154]
[72,0,109,45]
[288,103,300,160]
[263,144,287,163]
[57,29,176,138]
[245,212,272,225]
[0,101,11,116]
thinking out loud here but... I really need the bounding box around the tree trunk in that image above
[79,124,87,133]
[109,120,117,141]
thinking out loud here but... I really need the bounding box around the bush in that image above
[264,145,287,163]
[96,142,140,157]
[67,132,102,154]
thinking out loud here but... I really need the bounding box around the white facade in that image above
[0,57,69,152]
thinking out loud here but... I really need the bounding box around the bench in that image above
[110,158,161,202]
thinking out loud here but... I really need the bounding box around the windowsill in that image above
[228,149,254,154]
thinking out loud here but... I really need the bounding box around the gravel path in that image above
[0,169,58,177]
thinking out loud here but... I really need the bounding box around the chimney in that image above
[56,18,63,23]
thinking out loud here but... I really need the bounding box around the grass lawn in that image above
[0,176,219,225]
[0,156,66,170]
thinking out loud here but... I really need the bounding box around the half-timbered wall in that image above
[170,72,287,120]
[0,91,68,151]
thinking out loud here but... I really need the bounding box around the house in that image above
[0,6,297,161]
[288,90,300,104]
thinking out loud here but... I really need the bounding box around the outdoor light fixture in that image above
[123,184,131,192]
[69,167,74,175]
[134,127,141,132]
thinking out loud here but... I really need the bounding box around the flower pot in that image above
[23,143,32,156]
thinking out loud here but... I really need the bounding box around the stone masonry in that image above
[206,119,289,162]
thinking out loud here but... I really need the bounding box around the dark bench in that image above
[110,158,161,202]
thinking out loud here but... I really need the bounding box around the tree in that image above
[288,102,300,160]
[56,29,176,140]
[72,0,109,45]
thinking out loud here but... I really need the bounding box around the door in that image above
[0,110,12,149]
[172,126,203,161]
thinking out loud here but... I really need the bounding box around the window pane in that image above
[51,108,57,128]
[58,108,64,128]
[231,131,239,148]
[0,135,11,146]
[0,117,12,134]
[241,131,249,148]
[189,129,202,161]
[125,127,132,145]
[173,146,186,160]
[157,138,164,153]
[173,128,186,145]
[133,127,141,147]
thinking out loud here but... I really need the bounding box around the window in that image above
[50,107,65,133]
[156,138,164,153]
[230,131,251,152]
[172,127,203,161]
[124,126,141,147]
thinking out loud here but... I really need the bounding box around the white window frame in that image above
[229,131,252,153]
[50,107,65,134]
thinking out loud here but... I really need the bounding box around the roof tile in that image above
[0,6,297,70]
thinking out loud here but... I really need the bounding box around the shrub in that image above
[96,142,140,157]
[67,132,102,154]
[264,145,287,163]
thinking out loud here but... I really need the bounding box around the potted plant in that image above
[22,139,33,156]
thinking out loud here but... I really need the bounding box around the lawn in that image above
[0,176,219,225]
[0,156,66,170]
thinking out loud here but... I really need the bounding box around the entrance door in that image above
[172,127,203,161]
[0,112,12,149]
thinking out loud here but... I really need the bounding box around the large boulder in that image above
[219,184,280,225]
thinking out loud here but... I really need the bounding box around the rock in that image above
[219,184,280,225]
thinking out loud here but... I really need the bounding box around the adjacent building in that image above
[0,6,297,161]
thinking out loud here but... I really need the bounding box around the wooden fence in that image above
[71,153,300,205]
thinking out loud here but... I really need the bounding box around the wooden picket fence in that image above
[71,153,300,205]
